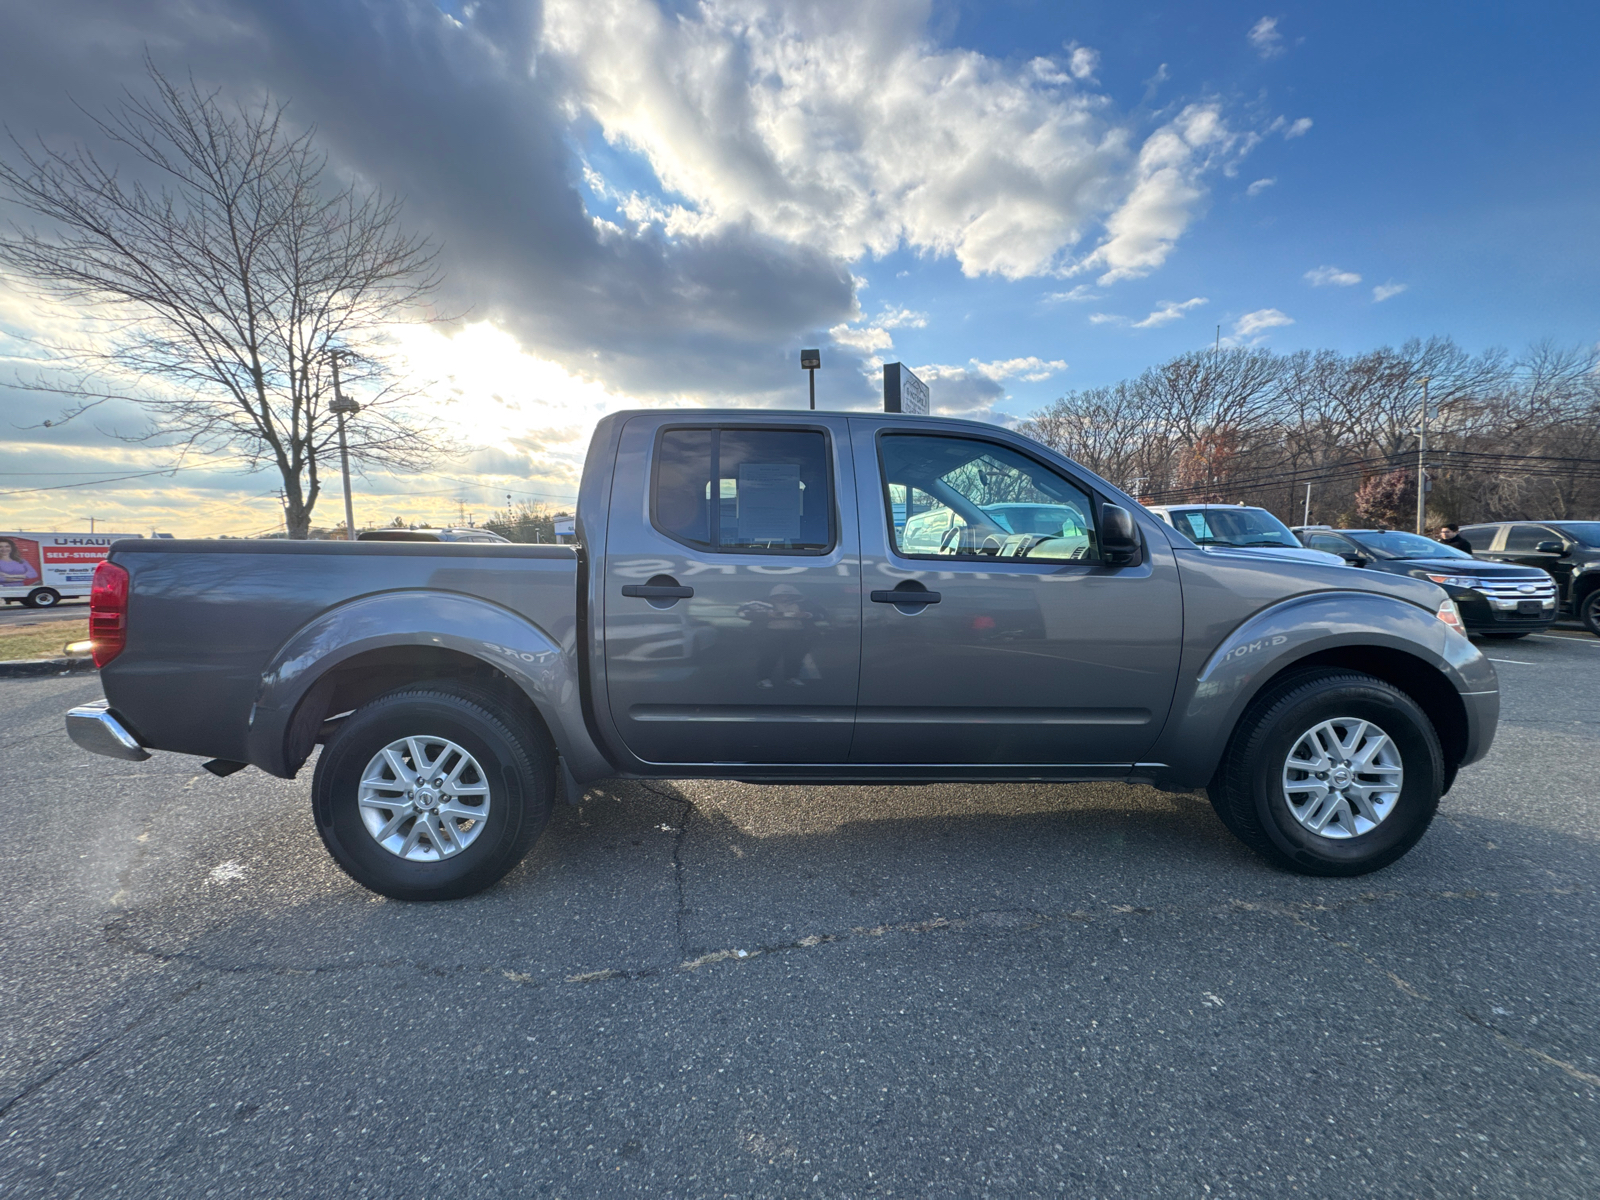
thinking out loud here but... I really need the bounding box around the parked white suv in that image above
[1146,504,1346,566]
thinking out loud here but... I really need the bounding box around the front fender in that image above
[243,590,609,780]
[1149,590,1498,789]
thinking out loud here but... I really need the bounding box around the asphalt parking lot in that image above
[2,632,1596,1198]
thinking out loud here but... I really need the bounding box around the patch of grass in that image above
[0,619,91,661]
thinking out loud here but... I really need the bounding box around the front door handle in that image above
[871,588,941,606]
[623,583,694,599]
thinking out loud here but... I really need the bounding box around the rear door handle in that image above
[622,584,695,599]
[871,589,941,605]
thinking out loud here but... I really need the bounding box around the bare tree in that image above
[0,64,447,537]
[1020,337,1600,527]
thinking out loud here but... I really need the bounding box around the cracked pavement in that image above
[1,630,1597,1196]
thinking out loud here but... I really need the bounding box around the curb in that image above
[0,657,98,679]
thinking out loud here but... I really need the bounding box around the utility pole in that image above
[1215,325,1221,355]
[1415,376,1430,536]
[328,352,361,541]
[1303,482,1312,527]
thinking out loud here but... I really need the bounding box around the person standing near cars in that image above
[1438,524,1472,552]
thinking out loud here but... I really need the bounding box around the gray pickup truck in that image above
[67,410,1498,899]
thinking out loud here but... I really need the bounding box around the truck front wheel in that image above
[1209,670,1443,876]
[311,687,553,900]
[1581,588,1600,638]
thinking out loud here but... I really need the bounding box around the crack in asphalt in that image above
[633,781,696,958]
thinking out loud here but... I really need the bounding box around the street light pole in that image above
[800,348,821,410]
[1415,376,1430,536]
[328,351,361,542]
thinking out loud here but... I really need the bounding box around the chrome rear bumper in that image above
[66,700,151,762]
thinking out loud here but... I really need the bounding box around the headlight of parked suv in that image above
[1423,573,1481,589]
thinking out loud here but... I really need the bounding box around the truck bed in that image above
[102,539,580,765]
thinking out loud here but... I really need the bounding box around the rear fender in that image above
[1150,590,1498,789]
[244,590,610,780]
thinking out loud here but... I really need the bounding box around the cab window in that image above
[653,427,834,553]
[879,434,1097,562]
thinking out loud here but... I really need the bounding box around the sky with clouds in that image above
[2,0,1597,535]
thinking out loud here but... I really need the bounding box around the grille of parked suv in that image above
[1475,577,1557,600]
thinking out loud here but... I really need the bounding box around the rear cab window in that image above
[652,426,834,554]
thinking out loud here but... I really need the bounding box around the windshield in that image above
[1168,507,1298,548]
[1349,531,1473,560]
[982,503,1088,536]
[1553,522,1600,548]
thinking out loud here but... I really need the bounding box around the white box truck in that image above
[0,532,143,608]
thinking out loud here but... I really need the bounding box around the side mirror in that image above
[1100,504,1142,567]
[1535,540,1565,555]
[1340,553,1368,567]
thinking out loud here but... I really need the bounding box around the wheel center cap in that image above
[1330,767,1351,789]
[413,786,440,810]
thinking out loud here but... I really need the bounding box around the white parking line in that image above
[1486,658,1534,665]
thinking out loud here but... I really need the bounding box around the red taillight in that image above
[90,561,129,667]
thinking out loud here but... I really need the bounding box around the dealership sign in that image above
[882,363,930,415]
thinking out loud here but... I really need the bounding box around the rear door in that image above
[601,416,860,764]
[848,420,1183,767]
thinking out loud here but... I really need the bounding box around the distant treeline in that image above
[483,502,567,544]
[1019,337,1600,528]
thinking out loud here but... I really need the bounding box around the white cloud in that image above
[1305,265,1362,287]
[1246,177,1276,196]
[969,356,1068,382]
[1234,308,1294,336]
[1073,105,1245,284]
[1090,297,1207,329]
[1372,282,1408,302]
[1133,297,1208,328]
[544,0,1247,282]
[828,306,927,355]
[1282,117,1313,139]
[1043,285,1100,304]
[1067,44,1100,81]
[1248,17,1285,59]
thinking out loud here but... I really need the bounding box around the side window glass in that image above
[1503,524,1550,552]
[1308,534,1347,554]
[653,427,833,553]
[879,434,1097,562]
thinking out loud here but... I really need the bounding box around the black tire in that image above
[1479,631,1529,640]
[312,687,554,900]
[25,588,60,608]
[1581,589,1600,639]
[1208,670,1443,877]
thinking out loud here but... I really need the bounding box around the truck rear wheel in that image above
[1208,670,1443,876]
[311,687,553,900]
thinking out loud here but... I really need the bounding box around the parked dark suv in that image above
[1456,521,1600,636]
[1295,527,1558,639]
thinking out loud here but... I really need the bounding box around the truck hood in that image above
[1199,544,1349,567]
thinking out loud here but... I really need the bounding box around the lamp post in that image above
[800,348,821,410]
[328,351,361,541]
[1415,376,1430,536]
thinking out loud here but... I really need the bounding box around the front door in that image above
[848,422,1183,767]
[601,417,860,764]
[1495,523,1576,600]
